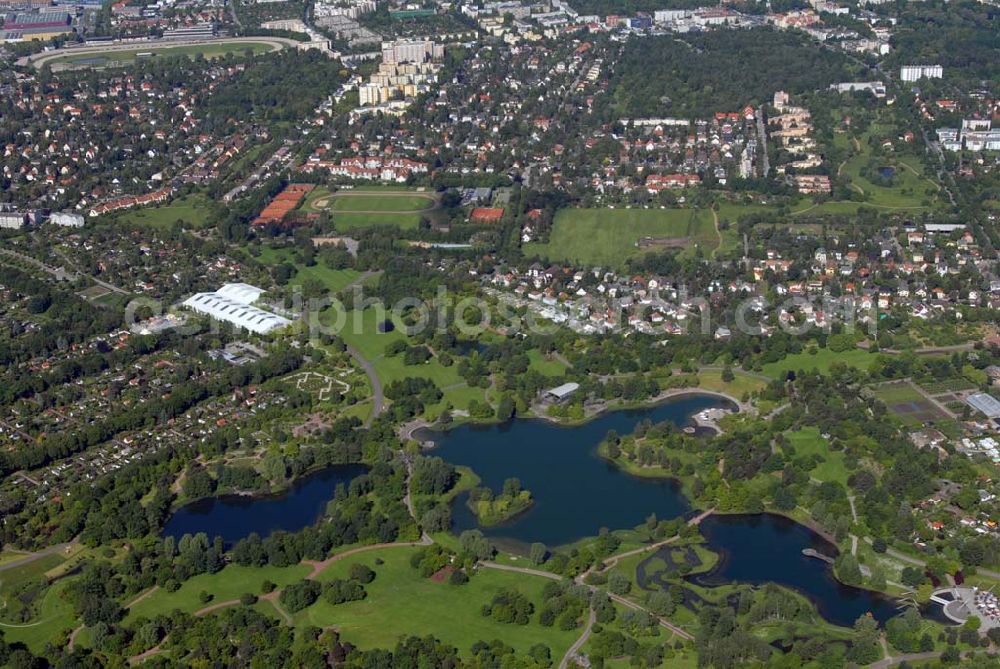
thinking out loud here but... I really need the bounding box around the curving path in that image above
[345,343,382,425]
[66,585,166,652]
[480,562,694,642]
[128,637,168,665]
[335,271,386,428]
[583,508,714,578]
[559,606,596,669]
[869,648,974,669]
[301,537,432,581]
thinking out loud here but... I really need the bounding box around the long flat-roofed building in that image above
[182,283,291,334]
[544,382,580,402]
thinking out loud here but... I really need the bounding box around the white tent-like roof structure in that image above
[214,282,267,305]
[182,284,291,334]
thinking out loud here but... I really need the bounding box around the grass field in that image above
[333,307,487,417]
[0,553,66,613]
[839,155,939,210]
[0,551,33,567]
[0,579,78,651]
[526,349,569,377]
[869,381,949,427]
[297,546,579,657]
[112,194,217,229]
[761,348,880,380]
[524,208,716,268]
[46,42,278,69]
[0,553,76,651]
[784,427,849,485]
[831,119,943,211]
[303,187,437,230]
[255,246,363,295]
[124,563,312,623]
[694,369,768,399]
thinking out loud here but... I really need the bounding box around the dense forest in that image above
[884,1,1000,95]
[611,29,860,117]
[205,50,346,128]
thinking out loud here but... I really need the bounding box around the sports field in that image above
[524,208,716,267]
[43,41,279,69]
[305,188,438,230]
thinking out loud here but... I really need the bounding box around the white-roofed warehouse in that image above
[967,392,1000,419]
[182,283,291,334]
[214,282,268,304]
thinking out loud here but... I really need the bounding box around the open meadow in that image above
[111,194,217,229]
[524,208,716,267]
[254,246,364,295]
[332,307,489,417]
[294,546,580,657]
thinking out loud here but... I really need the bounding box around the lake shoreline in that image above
[690,512,904,627]
[167,459,370,513]
[161,463,370,546]
[408,388,742,446]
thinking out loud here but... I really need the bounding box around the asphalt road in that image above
[0,542,74,573]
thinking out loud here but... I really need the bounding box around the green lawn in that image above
[329,194,434,214]
[297,546,579,657]
[124,563,311,623]
[255,246,362,294]
[526,350,569,377]
[0,579,78,652]
[869,381,925,405]
[112,194,217,229]
[333,307,487,417]
[839,155,939,210]
[784,427,849,485]
[761,348,879,379]
[825,115,944,212]
[0,554,66,609]
[47,42,278,68]
[869,381,949,427]
[0,551,33,567]
[693,369,767,399]
[0,554,76,651]
[524,208,715,268]
[336,212,425,230]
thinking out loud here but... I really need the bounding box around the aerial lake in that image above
[692,513,900,626]
[428,393,906,627]
[160,394,909,628]
[428,393,730,548]
[162,463,368,546]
